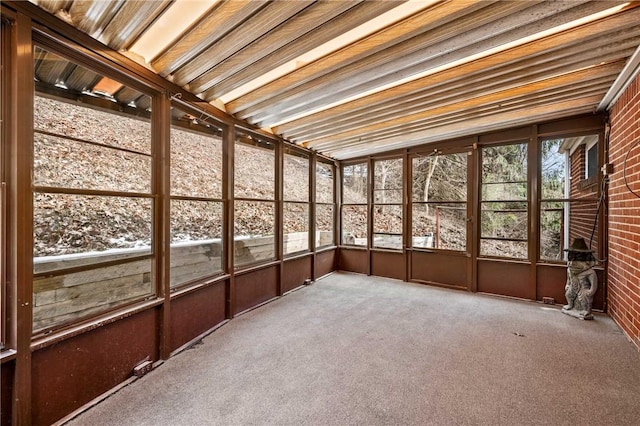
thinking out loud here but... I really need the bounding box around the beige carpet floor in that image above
[67,272,640,425]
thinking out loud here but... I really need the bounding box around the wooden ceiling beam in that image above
[33,0,73,13]
[200,0,401,100]
[311,81,611,152]
[273,5,640,139]
[151,0,267,76]
[172,1,313,87]
[305,62,621,148]
[187,0,362,95]
[98,0,171,51]
[226,0,491,115]
[67,0,122,37]
[277,27,640,137]
[251,1,622,127]
[325,96,601,159]
[284,46,636,142]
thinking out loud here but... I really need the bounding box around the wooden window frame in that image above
[31,36,162,338]
[340,161,369,247]
[233,127,279,269]
[315,158,336,249]
[169,101,227,289]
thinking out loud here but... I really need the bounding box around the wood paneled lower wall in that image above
[170,280,227,354]
[477,260,530,299]
[537,264,604,311]
[0,248,338,425]
[338,248,368,274]
[31,308,160,425]
[371,250,404,280]
[339,249,604,313]
[1,359,14,425]
[282,255,313,293]
[410,251,468,289]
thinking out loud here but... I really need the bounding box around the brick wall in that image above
[608,72,640,351]
[569,146,599,255]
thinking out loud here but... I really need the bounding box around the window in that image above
[170,107,224,287]
[315,160,335,248]
[412,152,467,251]
[1,19,9,349]
[480,143,528,259]
[373,158,402,249]
[341,162,368,246]
[586,140,598,180]
[32,47,155,333]
[234,130,276,266]
[540,136,600,261]
[283,148,309,255]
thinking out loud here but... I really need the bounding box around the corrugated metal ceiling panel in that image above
[30,0,640,159]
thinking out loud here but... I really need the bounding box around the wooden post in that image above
[154,93,171,360]
[310,153,317,280]
[529,125,540,301]
[12,11,34,425]
[225,126,235,318]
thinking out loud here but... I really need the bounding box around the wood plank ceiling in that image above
[31,0,640,159]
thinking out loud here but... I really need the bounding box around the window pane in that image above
[541,139,566,200]
[34,193,152,262]
[342,205,367,246]
[234,200,275,265]
[481,182,527,201]
[481,202,528,241]
[482,143,527,201]
[412,152,467,202]
[343,163,367,203]
[235,132,275,199]
[587,143,598,179]
[34,131,151,193]
[284,151,309,202]
[374,158,402,203]
[33,46,155,333]
[480,240,527,259]
[33,258,153,333]
[480,201,528,259]
[374,189,402,204]
[412,203,466,251]
[316,204,334,247]
[284,202,309,255]
[481,142,528,259]
[482,144,527,183]
[373,204,402,249]
[171,111,222,199]
[170,200,223,287]
[33,89,151,155]
[540,200,599,262]
[316,162,334,203]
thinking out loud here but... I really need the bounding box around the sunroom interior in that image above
[1,1,640,425]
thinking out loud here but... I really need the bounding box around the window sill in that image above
[1,349,17,363]
[171,273,230,299]
[578,175,598,191]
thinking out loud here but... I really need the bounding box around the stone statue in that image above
[562,237,598,320]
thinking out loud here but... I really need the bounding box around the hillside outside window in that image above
[32,46,155,334]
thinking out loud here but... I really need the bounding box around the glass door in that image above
[410,149,471,288]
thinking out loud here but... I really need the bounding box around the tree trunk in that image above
[423,156,439,215]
